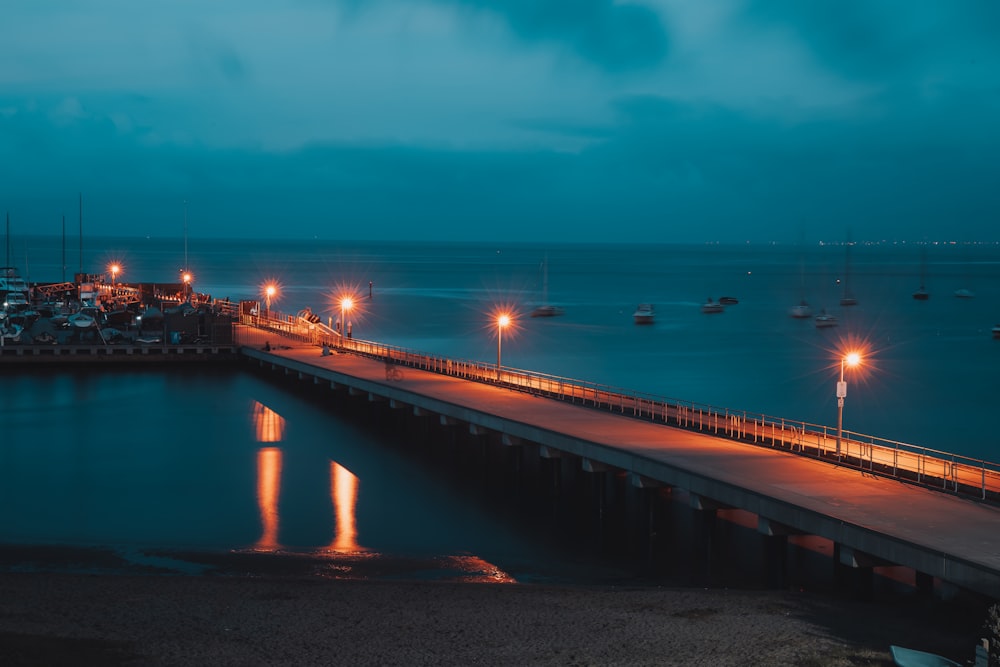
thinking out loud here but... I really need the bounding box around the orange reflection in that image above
[252,400,286,442]
[330,461,362,551]
[256,447,283,550]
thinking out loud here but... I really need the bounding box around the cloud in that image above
[436,0,669,72]
[738,1,1000,82]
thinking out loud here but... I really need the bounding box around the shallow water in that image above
[0,366,610,583]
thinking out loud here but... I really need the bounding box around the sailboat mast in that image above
[183,200,188,271]
[5,211,9,268]
[78,193,83,275]
[62,215,66,282]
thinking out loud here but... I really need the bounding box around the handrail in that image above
[237,311,1000,504]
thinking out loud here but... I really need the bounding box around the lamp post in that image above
[182,271,192,302]
[496,314,510,381]
[340,297,353,349]
[110,264,120,288]
[836,351,861,458]
[265,284,276,319]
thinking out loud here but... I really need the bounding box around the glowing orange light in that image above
[498,314,511,328]
[330,461,361,552]
[845,351,861,368]
[255,447,283,550]
[182,272,192,284]
[341,297,354,311]
[252,400,286,442]
[261,281,280,313]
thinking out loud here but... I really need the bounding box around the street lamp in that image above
[109,263,120,287]
[496,313,510,381]
[264,284,277,318]
[339,297,354,349]
[836,351,862,458]
[181,271,192,302]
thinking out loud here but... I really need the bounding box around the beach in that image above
[0,569,984,666]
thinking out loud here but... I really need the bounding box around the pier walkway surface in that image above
[240,330,1000,601]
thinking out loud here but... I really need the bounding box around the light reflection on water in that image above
[0,367,570,583]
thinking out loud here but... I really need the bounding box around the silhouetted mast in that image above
[78,193,83,275]
[183,200,188,271]
[62,215,66,282]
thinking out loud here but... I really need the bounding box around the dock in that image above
[234,323,1000,601]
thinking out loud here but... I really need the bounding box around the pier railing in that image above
[238,313,1000,504]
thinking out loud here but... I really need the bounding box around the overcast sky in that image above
[2,1,998,243]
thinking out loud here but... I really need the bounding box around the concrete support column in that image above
[689,494,718,586]
[757,518,791,590]
[835,544,876,600]
[915,570,934,597]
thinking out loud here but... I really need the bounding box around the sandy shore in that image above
[0,569,986,667]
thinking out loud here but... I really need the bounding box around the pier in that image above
[233,318,1000,601]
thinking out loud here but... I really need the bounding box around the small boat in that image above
[839,295,858,306]
[100,327,125,342]
[701,298,724,314]
[68,311,96,328]
[0,267,30,309]
[839,233,858,306]
[954,288,975,299]
[992,324,1000,339]
[913,247,930,300]
[791,247,812,318]
[633,303,655,324]
[530,254,564,317]
[0,320,23,343]
[789,300,812,318]
[814,309,838,328]
[889,644,960,667]
[718,296,738,305]
[32,330,57,345]
[530,305,564,318]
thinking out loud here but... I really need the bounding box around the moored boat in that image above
[530,304,564,318]
[701,298,723,314]
[68,310,98,328]
[0,266,30,309]
[633,303,655,324]
[530,254,564,317]
[814,309,838,328]
[789,300,812,318]
[719,296,738,305]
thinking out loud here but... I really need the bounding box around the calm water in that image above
[17,235,999,456]
[0,366,589,582]
[3,236,999,574]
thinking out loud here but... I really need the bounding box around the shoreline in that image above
[0,568,986,667]
[0,543,989,666]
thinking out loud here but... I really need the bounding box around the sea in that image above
[2,235,999,581]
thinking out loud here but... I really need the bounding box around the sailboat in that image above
[954,243,975,298]
[913,246,930,300]
[1,213,31,311]
[789,251,812,318]
[839,234,858,306]
[530,253,563,317]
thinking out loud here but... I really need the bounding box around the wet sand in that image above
[0,568,985,666]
